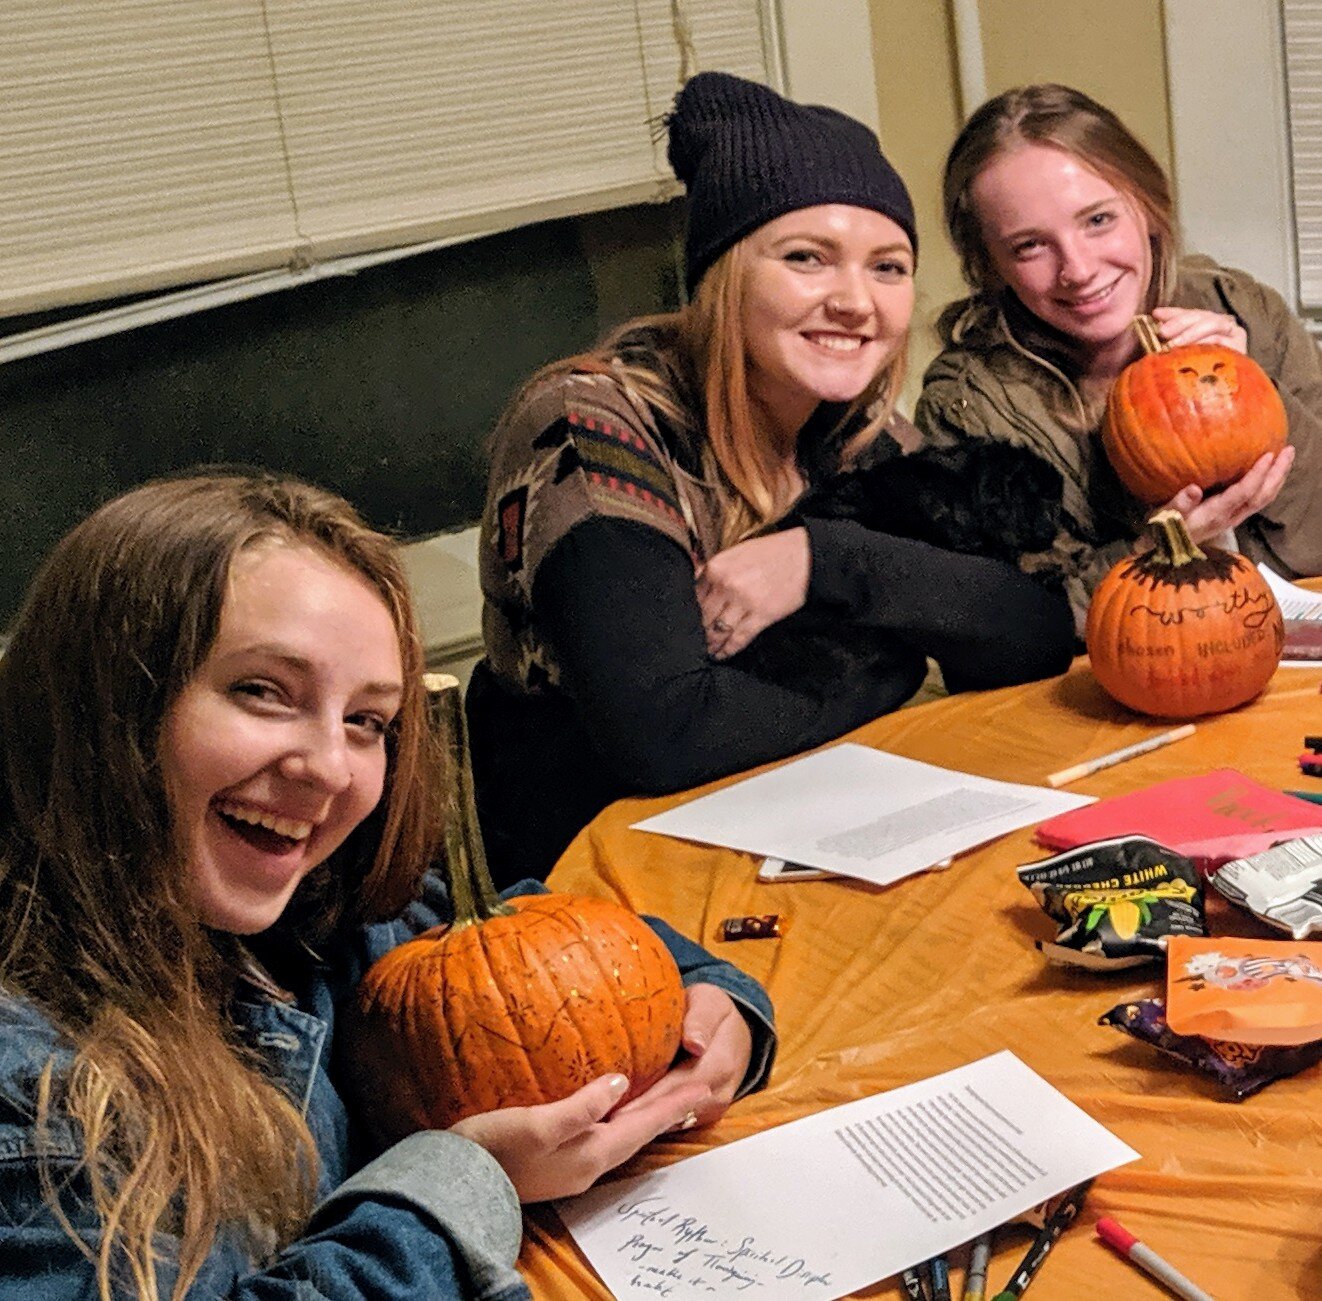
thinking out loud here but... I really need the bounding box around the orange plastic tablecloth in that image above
[523,658,1322,1300]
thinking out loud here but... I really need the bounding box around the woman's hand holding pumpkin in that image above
[449,1072,708,1203]
[612,983,754,1131]
[696,527,811,659]
[1150,305,1248,353]
[1152,445,1296,548]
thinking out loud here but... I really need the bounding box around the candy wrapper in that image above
[718,914,784,941]
[1017,836,1206,969]
[1099,997,1322,1101]
[1208,836,1322,939]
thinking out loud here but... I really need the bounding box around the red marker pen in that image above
[1096,1217,1214,1301]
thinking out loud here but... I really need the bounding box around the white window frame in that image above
[1163,1,1299,311]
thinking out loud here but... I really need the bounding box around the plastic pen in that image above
[1096,1217,1214,1301]
[1286,789,1322,805]
[990,1181,1091,1299]
[962,1231,993,1301]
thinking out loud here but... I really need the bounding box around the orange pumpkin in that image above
[1102,316,1287,505]
[1085,510,1283,719]
[343,677,685,1143]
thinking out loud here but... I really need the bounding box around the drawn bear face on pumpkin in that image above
[1174,353,1241,402]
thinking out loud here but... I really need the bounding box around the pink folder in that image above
[1035,770,1322,870]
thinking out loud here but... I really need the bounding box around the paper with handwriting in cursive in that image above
[555,1052,1136,1300]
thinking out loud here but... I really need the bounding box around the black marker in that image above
[990,1181,1092,1300]
[901,1266,927,1300]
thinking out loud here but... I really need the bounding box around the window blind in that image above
[0,0,775,319]
[1282,0,1322,308]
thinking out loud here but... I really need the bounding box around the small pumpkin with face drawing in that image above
[1102,316,1288,505]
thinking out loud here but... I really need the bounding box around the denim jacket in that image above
[0,878,776,1300]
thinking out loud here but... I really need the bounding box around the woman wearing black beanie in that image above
[468,72,1076,885]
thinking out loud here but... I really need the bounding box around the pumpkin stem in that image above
[1133,314,1166,355]
[424,673,513,928]
[1145,508,1207,566]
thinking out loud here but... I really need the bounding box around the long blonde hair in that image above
[505,240,909,549]
[943,83,1177,312]
[0,473,441,1299]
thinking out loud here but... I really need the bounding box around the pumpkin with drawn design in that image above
[1085,510,1283,719]
[342,677,685,1144]
[1102,316,1287,505]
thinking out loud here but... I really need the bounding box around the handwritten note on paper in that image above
[556,1052,1137,1301]
[631,744,1093,887]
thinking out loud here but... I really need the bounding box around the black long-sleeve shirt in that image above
[467,513,1073,886]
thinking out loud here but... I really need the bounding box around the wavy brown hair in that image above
[0,472,441,1299]
[943,83,1176,312]
[503,239,909,550]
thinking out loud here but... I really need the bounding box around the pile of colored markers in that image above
[899,1180,1213,1300]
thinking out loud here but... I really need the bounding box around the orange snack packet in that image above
[1166,935,1322,1045]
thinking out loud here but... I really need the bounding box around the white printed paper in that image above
[1259,563,1322,667]
[557,1052,1137,1301]
[631,744,1092,886]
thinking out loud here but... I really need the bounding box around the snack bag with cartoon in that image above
[1165,935,1322,1045]
[1017,835,1206,970]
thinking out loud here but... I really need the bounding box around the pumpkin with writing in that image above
[1085,510,1283,719]
[343,677,685,1144]
[1102,316,1287,505]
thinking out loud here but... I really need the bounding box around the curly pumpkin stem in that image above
[424,673,512,929]
[1145,508,1207,566]
[1133,314,1166,355]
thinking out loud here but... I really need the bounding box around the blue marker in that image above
[927,1255,952,1301]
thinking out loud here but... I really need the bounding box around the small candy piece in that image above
[1099,997,1322,1101]
[719,914,783,941]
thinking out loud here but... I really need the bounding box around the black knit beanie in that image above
[667,71,917,294]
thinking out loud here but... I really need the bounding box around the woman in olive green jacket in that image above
[914,84,1317,630]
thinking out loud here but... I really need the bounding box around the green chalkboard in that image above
[0,201,684,626]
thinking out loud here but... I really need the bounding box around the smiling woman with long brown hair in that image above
[0,471,773,1300]
[915,83,1319,629]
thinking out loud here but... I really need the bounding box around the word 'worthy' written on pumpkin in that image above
[557,1052,1136,1300]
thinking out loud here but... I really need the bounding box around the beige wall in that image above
[867,0,1170,408]
[980,0,1169,169]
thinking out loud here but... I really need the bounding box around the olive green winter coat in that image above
[914,256,1322,630]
